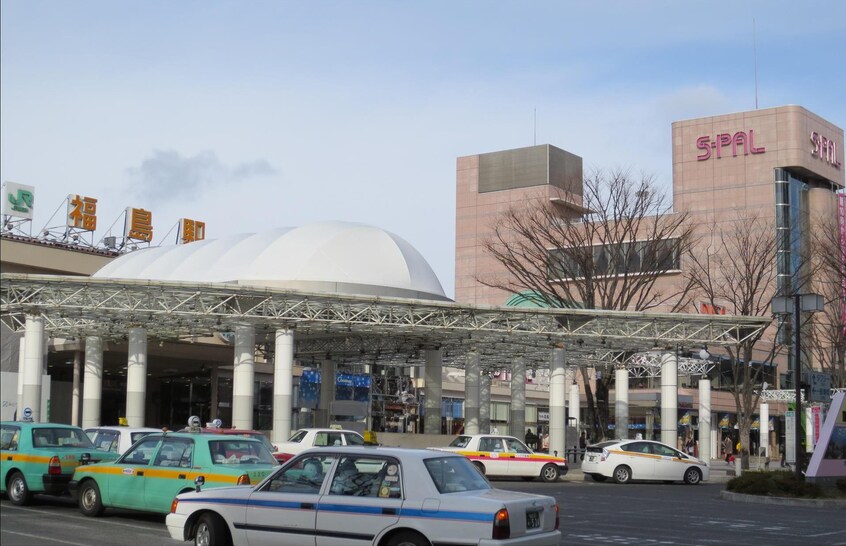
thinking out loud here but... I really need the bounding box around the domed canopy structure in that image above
[93,221,449,301]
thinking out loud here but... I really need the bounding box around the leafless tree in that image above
[684,214,791,470]
[809,217,846,388]
[480,168,696,441]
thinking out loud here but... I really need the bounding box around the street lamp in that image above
[771,293,824,479]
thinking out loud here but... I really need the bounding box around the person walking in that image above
[723,435,733,463]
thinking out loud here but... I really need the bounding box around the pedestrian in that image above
[579,433,587,461]
[723,436,733,463]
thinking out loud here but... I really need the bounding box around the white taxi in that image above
[581,439,709,484]
[167,446,561,546]
[433,434,568,482]
[85,426,160,455]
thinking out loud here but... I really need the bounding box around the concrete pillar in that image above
[760,402,769,459]
[480,372,491,433]
[660,352,678,447]
[126,327,148,427]
[615,366,629,440]
[510,357,526,438]
[568,382,580,433]
[424,349,443,435]
[549,347,566,458]
[16,336,25,420]
[464,351,480,434]
[21,316,45,422]
[232,325,255,430]
[273,328,294,444]
[699,378,711,462]
[319,358,336,428]
[71,350,82,426]
[82,336,103,428]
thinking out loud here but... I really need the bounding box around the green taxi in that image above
[1,421,119,506]
[69,430,278,515]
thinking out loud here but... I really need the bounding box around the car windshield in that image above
[209,439,277,465]
[241,432,276,453]
[424,456,490,493]
[448,436,472,448]
[32,427,96,449]
[130,431,154,443]
[288,430,308,443]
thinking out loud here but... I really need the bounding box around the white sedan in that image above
[272,428,366,463]
[85,426,161,454]
[581,439,709,484]
[167,446,561,546]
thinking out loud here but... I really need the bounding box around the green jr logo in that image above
[8,189,34,214]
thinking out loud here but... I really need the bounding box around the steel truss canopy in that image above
[1,274,771,370]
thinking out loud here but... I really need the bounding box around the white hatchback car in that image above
[581,439,709,485]
[167,446,561,546]
[85,426,161,455]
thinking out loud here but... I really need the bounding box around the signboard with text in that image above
[67,194,98,231]
[2,182,35,219]
[179,218,206,244]
[125,207,153,242]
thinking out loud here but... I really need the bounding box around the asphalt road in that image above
[2,481,845,546]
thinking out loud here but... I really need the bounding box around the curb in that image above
[720,489,846,508]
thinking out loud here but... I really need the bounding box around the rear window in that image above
[288,430,308,443]
[92,430,120,452]
[448,436,472,448]
[130,431,154,443]
[32,427,96,449]
[209,440,277,465]
[424,456,490,493]
[344,433,365,446]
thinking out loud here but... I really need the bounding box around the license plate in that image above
[588,455,596,462]
[526,510,541,529]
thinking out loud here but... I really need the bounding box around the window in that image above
[288,430,308,443]
[549,238,681,281]
[424,456,490,493]
[505,438,531,454]
[32,427,95,449]
[329,456,400,498]
[264,455,333,494]
[209,440,276,465]
[651,443,678,458]
[448,436,471,448]
[121,437,161,465]
[479,438,504,452]
[343,433,365,446]
[1,426,20,450]
[154,439,194,467]
[623,442,651,454]
[92,430,120,452]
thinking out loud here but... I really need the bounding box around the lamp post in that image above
[771,293,824,479]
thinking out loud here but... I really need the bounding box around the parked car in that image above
[0,421,119,506]
[273,427,366,463]
[179,423,287,463]
[69,429,278,516]
[167,446,561,546]
[432,434,568,482]
[85,425,160,454]
[581,438,710,484]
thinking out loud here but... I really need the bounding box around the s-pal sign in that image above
[696,130,765,161]
[810,131,842,168]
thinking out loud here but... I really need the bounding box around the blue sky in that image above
[2,0,844,298]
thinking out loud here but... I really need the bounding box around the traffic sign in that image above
[809,372,831,403]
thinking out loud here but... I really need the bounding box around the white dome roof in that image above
[93,221,449,301]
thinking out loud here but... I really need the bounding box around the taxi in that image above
[178,419,287,463]
[167,446,561,546]
[581,438,710,484]
[0,421,119,506]
[433,434,569,482]
[69,418,278,516]
[85,425,160,454]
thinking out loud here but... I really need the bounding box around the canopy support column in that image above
[21,315,45,422]
[699,378,712,463]
[549,347,566,458]
[273,328,294,444]
[82,336,103,428]
[615,366,629,440]
[126,327,147,427]
[510,357,526,439]
[232,324,255,430]
[464,351,480,434]
[424,349,443,435]
[661,352,678,447]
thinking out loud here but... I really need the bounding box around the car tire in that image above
[613,465,632,484]
[472,461,486,476]
[194,513,231,546]
[79,480,105,517]
[385,530,430,546]
[7,472,31,506]
[540,463,559,482]
[683,467,702,485]
[590,473,607,482]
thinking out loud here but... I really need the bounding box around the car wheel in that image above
[683,467,702,485]
[194,513,231,546]
[472,461,486,476]
[590,473,607,482]
[540,463,560,482]
[7,472,31,506]
[385,530,430,546]
[79,480,105,517]
[613,465,632,484]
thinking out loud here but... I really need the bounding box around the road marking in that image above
[0,504,168,533]
[1,529,89,545]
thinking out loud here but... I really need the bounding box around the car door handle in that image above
[300,503,315,510]
[382,508,397,515]
[5,456,11,461]
[137,471,144,476]
[178,474,186,479]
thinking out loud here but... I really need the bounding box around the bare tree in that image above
[809,217,846,388]
[480,168,696,441]
[684,214,786,470]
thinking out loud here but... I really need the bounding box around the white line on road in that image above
[1,529,89,546]
[0,504,168,533]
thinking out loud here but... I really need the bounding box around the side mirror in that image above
[194,475,205,493]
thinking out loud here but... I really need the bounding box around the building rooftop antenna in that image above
[753,18,759,110]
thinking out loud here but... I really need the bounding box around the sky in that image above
[2,0,844,299]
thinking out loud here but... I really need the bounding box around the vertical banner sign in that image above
[812,406,822,447]
[785,410,796,464]
[125,207,154,242]
[67,195,98,230]
[839,193,846,338]
[179,218,206,244]
[2,182,35,219]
